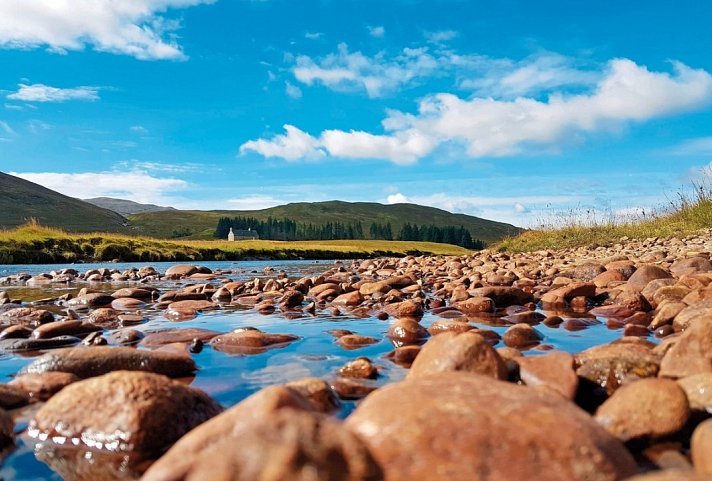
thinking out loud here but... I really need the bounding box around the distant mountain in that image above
[84,197,175,216]
[0,172,130,233]
[127,200,522,243]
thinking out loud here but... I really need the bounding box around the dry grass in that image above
[0,222,469,264]
[497,180,712,252]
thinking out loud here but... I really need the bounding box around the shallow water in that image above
[0,259,634,480]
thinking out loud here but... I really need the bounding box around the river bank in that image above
[0,229,711,480]
[0,225,470,264]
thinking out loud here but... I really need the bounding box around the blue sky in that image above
[1,0,711,227]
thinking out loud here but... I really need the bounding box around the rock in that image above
[468,286,533,307]
[593,270,627,287]
[112,287,154,299]
[19,346,196,378]
[671,257,712,277]
[426,319,474,335]
[210,328,299,355]
[576,343,660,394]
[0,408,13,452]
[285,378,341,413]
[31,320,101,339]
[142,328,222,347]
[387,319,429,346]
[624,471,712,481]
[111,297,146,310]
[573,263,606,281]
[142,385,382,481]
[338,357,378,379]
[166,299,217,317]
[383,299,424,320]
[660,318,712,378]
[691,418,712,475]
[29,371,222,459]
[0,383,29,408]
[501,310,546,325]
[336,335,380,350]
[79,292,115,308]
[503,323,543,348]
[385,345,421,367]
[454,297,495,314]
[678,373,712,412]
[345,373,637,481]
[333,291,363,307]
[541,282,596,305]
[0,325,32,339]
[651,301,686,329]
[279,290,304,308]
[628,265,673,292]
[88,308,120,326]
[0,307,54,326]
[165,264,199,278]
[517,352,578,399]
[672,300,712,331]
[0,335,81,352]
[595,378,689,442]
[108,328,145,345]
[9,372,79,401]
[408,331,507,380]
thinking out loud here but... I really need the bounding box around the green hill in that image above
[0,172,130,233]
[127,201,522,244]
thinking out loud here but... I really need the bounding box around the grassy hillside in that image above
[0,224,471,264]
[84,197,175,216]
[127,200,521,243]
[497,189,712,252]
[0,172,130,233]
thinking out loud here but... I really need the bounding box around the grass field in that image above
[497,184,712,252]
[0,223,471,264]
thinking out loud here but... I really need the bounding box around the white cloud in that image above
[425,30,458,43]
[368,26,385,38]
[7,83,100,102]
[0,121,16,136]
[304,32,323,40]
[226,195,284,210]
[10,170,187,204]
[514,202,529,214]
[670,136,712,156]
[239,124,325,161]
[0,0,213,60]
[386,192,410,204]
[249,59,712,163]
[285,81,303,99]
[293,43,441,97]
[130,125,149,134]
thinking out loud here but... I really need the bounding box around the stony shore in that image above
[1,229,712,480]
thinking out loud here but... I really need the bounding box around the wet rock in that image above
[107,328,144,345]
[672,300,712,331]
[336,334,380,350]
[88,307,120,326]
[332,291,363,307]
[9,372,79,401]
[383,299,424,320]
[0,383,29,408]
[671,257,712,277]
[142,385,382,481]
[427,319,474,335]
[0,307,54,326]
[385,345,421,367]
[165,264,199,278]
[387,319,429,346]
[166,299,217,317]
[279,290,304,308]
[691,418,712,475]
[624,470,712,481]
[593,270,627,287]
[345,373,636,481]
[595,378,689,442]
[573,263,606,281]
[31,320,102,339]
[338,357,378,379]
[0,408,13,452]
[111,297,146,310]
[408,331,507,380]
[502,310,546,325]
[454,297,495,314]
[78,292,115,308]
[19,345,196,378]
[468,286,533,307]
[576,343,660,394]
[0,324,32,339]
[517,352,578,400]
[29,371,222,459]
[0,335,81,353]
[628,265,673,292]
[142,328,222,347]
[541,282,596,305]
[112,287,154,299]
[651,301,687,329]
[332,377,379,399]
[503,323,543,348]
[285,378,341,414]
[660,318,712,378]
[210,328,299,355]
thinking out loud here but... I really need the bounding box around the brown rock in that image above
[541,282,596,305]
[678,373,712,412]
[691,418,712,475]
[427,319,474,335]
[624,470,711,481]
[660,318,712,378]
[628,265,673,292]
[0,383,29,408]
[29,371,222,459]
[333,291,364,307]
[166,299,217,317]
[285,378,341,413]
[671,257,712,277]
[165,264,199,278]
[468,286,533,307]
[572,263,606,281]
[142,328,222,347]
[88,307,120,326]
[576,343,660,394]
[142,386,381,481]
[0,408,13,452]
[672,300,712,331]
[501,310,546,325]
[454,297,495,314]
[503,323,543,348]
[408,331,507,380]
[9,372,79,401]
[385,345,421,367]
[595,378,689,441]
[112,287,154,299]
[19,345,196,378]
[111,297,146,310]
[336,335,380,350]
[210,328,299,355]
[651,301,687,329]
[383,299,424,320]
[345,373,636,481]
[339,357,378,379]
[31,320,101,339]
[0,307,54,326]
[387,319,428,346]
[593,270,627,287]
[517,352,578,399]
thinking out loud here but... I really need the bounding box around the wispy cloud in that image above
[367,25,385,38]
[7,83,100,102]
[130,125,149,135]
[304,31,323,40]
[0,0,214,60]
[669,136,712,156]
[424,30,458,43]
[285,81,303,99]
[226,195,285,210]
[243,59,712,164]
[0,120,16,136]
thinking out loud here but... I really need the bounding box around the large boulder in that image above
[28,371,222,459]
[345,373,637,481]
[19,346,196,378]
[660,318,712,378]
[627,265,673,292]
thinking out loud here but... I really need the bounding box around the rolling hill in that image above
[127,201,522,243]
[84,197,175,216]
[0,172,130,233]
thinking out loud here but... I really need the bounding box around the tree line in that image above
[214,216,484,249]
